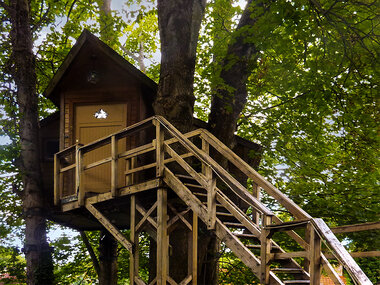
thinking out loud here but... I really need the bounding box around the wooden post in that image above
[192,212,198,285]
[252,182,260,226]
[188,212,198,285]
[76,147,85,206]
[309,226,322,285]
[304,223,311,271]
[130,195,138,284]
[111,135,118,197]
[155,120,165,178]
[54,154,60,206]
[260,215,272,284]
[157,188,168,285]
[202,138,216,229]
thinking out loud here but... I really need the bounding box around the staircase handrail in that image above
[311,219,372,285]
[199,130,311,220]
[154,116,274,217]
[199,129,372,284]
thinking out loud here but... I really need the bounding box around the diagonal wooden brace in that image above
[85,202,133,252]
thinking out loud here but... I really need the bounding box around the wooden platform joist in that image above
[61,178,161,212]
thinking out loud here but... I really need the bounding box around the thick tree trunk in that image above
[154,0,206,132]
[8,0,54,284]
[98,230,118,285]
[208,0,263,148]
[154,1,207,283]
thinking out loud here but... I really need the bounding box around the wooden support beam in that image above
[251,183,260,226]
[312,218,372,285]
[167,204,192,231]
[85,203,133,252]
[321,256,345,285]
[309,227,321,285]
[77,148,85,206]
[331,221,380,234]
[157,188,168,285]
[271,251,308,259]
[61,179,161,212]
[130,195,137,285]
[216,190,261,237]
[155,121,164,178]
[136,202,158,232]
[260,215,272,284]
[59,163,76,173]
[324,251,380,259]
[272,216,309,250]
[192,213,198,285]
[54,153,60,206]
[111,135,118,197]
[200,130,311,220]
[179,275,192,285]
[203,137,216,230]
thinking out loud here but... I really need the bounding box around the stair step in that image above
[283,281,310,284]
[271,268,304,273]
[175,174,197,180]
[246,244,261,249]
[245,244,280,249]
[216,212,234,217]
[224,222,246,228]
[233,233,258,239]
[202,202,223,207]
[184,183,205,189]
[193,192,207,197]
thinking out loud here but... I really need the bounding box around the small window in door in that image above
[94,109,108,119]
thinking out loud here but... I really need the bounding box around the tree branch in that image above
[79,231,100,276]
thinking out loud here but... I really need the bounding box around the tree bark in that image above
[8,0,54,284]
[98,230,118,285]
[154,0,206,132]
[208,0,264,148]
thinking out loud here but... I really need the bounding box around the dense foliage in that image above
[0,0,378,283]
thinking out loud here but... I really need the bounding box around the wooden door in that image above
[75,103,127,193]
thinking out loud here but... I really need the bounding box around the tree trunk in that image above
[98,0,113,43]
[153,0,208,283]
[98,230,118,285]
[208,0,265,148]
[8,0,54,284]
[154,0,206,133]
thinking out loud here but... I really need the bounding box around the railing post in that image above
[309,226,322,285]
[76,147,85,206]
[260,214,273,284]
[154,120,164,177]
[54,153,60,206]
[111,135,118,197]
[202,138,216,229]
[252,182,260,226]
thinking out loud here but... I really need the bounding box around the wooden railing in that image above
[54,115,372,285]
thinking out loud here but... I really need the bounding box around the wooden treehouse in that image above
[39,30,374,285]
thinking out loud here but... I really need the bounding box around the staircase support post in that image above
[157,188,168,285]
[309,226,322,285]
[188,212,198,285]
[252,183,260,226]
[202,138,216,229]
[130,195,139,284]
[260,215,273,284]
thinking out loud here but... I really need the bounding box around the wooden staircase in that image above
[54,116,373,285]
